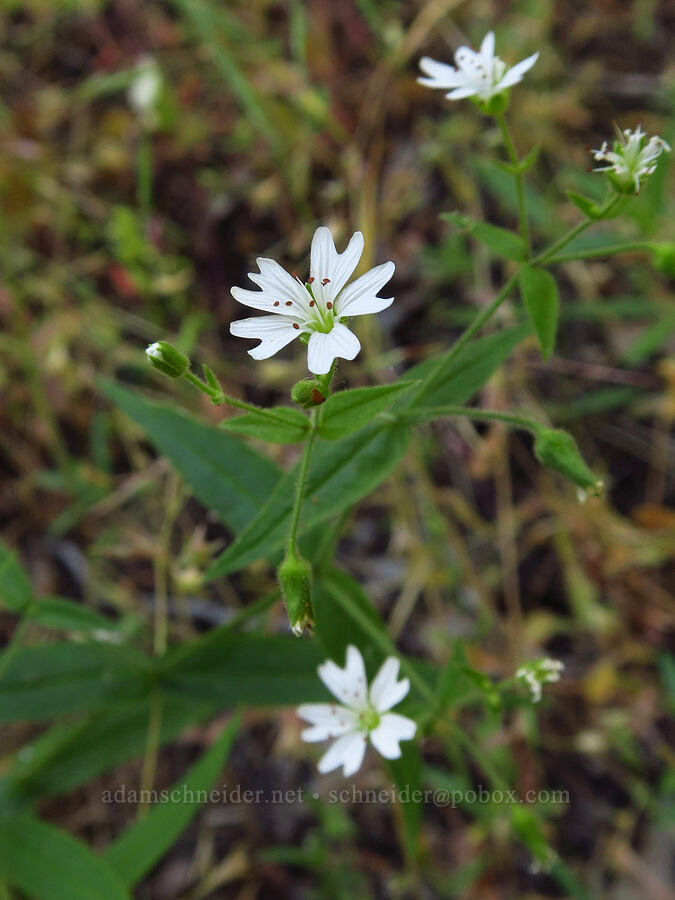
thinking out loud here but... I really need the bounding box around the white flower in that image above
[297,645,417,777]
[591,125,671,193]
[229,227,395,375]
[128,56,162,126]
[418,31,538,103]
[516,657,565,703]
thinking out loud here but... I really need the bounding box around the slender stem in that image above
[532,195,622,266]
[495,112,530,256]
[411,273,520,408]
[328,577,435,702]
[0,616,32,681]
[446,722,510,792]
[287,413,317,553]
[400,405,542,433]
[184,370,305,428]
[545,240,654,265]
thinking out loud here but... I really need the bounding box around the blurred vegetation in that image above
[0,0,673,898]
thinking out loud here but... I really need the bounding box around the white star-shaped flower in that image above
[418,31,538,103]
[591,125,671,194]
[297,645,417,777]
[516,657,564,703]
[128,56,162,127]
[229,227,395,375]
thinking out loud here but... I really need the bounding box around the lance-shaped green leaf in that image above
[0,541,34,613]
[442,212,526,261]
[317,382,416,440]
[160,631,325,705]
[104,713,241,887]
[30,596,126,637]
[519,264,560,359]
[1,696,216,814]
[221,406,309,444]
[0,815,131,900]
[100,380,281,533]
[0,642,151,723]
[206,424,410,578]
[402,326,530,410]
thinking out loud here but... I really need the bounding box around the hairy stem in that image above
[495,112,531,256]
[287,412,317,554]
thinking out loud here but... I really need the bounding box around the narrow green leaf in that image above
[387,743,423,861]
[0,542,33,613]
[30,597,123,636]
[402,326,530,410]
[313,568,386,666]
[0,815,130,900]
[317,382,416,440]
[519,265,560,359]
[100,380,281,534]
[161,632,326,705]
[2,697,216,814]
[0,643,150,723]
[566,189,604,220]
[221,406,309,444]
[442,212,525,261]
[105,713,241,886]
[206,424,410,579]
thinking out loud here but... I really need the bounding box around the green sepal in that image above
[534,428,603,493]
[277,550,314,636]
[145,341,190,378]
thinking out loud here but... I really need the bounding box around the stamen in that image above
[326,301,333,310]
[274,301,280,306]
[285,301,293,307]
[322,277,331,285]
[309,300,315,307]
[292,323,300,330]
[307,276,314,284]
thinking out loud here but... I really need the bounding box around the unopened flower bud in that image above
[534,428,602,494]
[291,379,325,409]
[146,341,190,378]
[277,550,314,636]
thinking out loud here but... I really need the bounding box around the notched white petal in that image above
[369,713,417,759]
[307,324,360,375]
[336,260,395,318]
[318,732,367,777]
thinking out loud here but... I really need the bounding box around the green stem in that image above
[495,112,530,256]
[287,413,317,553]
[0,616,32,681]
[400,405,542,433]
[328,578,434,702]
[545,240,654,265]
[184,370,304,427]
[447,722,510,792]
[532,195,622,266]
[411,273,520,408]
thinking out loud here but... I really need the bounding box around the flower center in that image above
[358,707,381,732]
[304,281,337,334]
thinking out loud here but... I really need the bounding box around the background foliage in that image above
[0,0,673,897]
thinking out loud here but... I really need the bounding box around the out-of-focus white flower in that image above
[297,645,417,777]
[516,658,565,703]
[230,227,395,375]
[418,31,538,103]
[128,56,162,127]
[592,125,670,194]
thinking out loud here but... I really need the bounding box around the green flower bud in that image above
[291,378,325,409]
[474,91,509,116]
[277,550,314,636]
[534,428,602,494]
[146,341,189,378]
